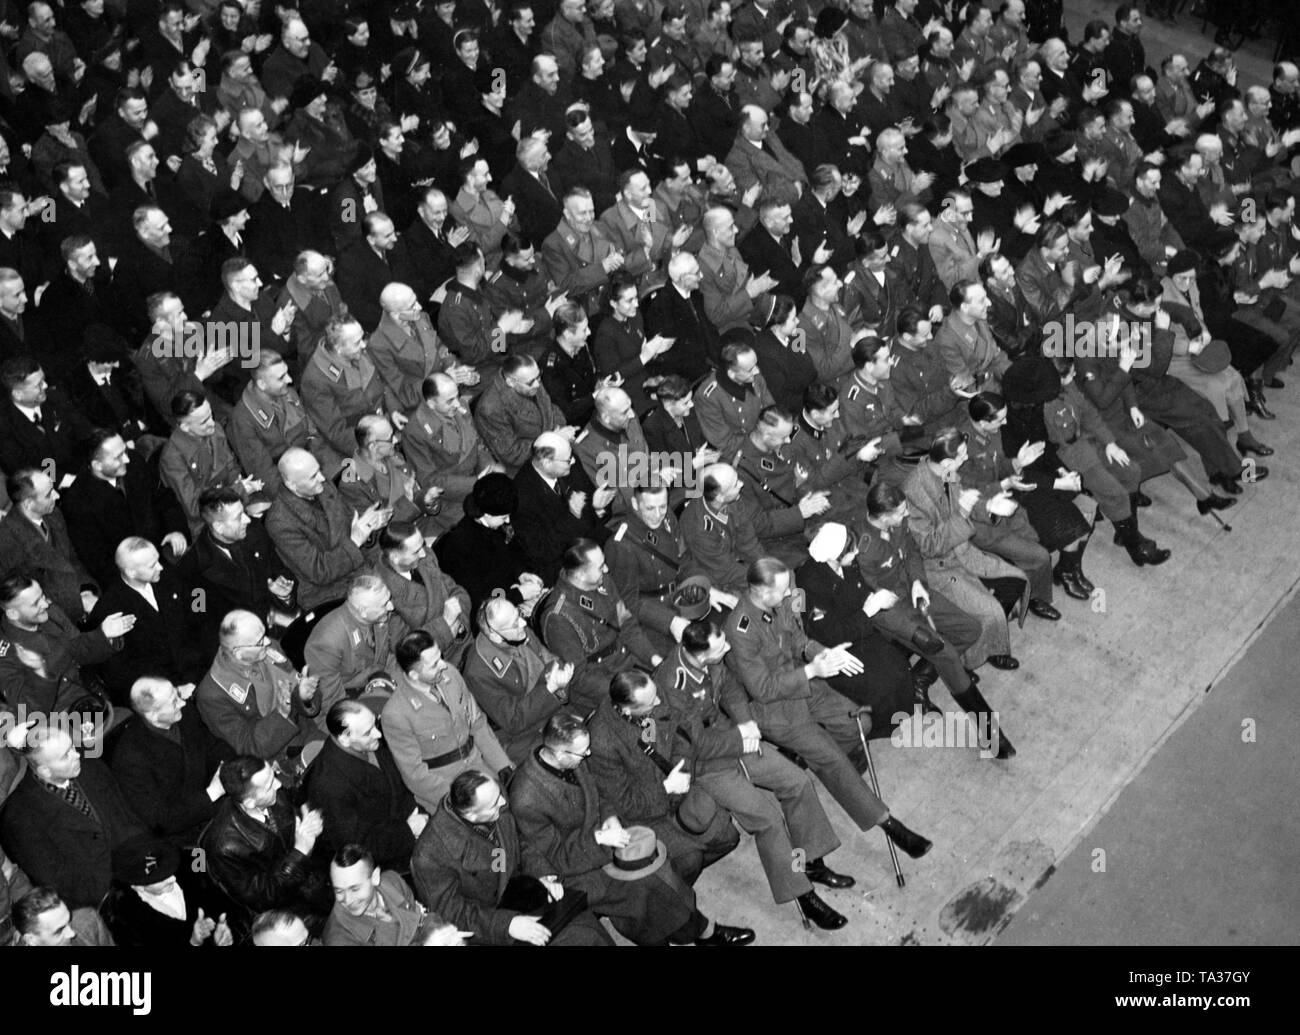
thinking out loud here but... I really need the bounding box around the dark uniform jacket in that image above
[196,643,324,763]
[176,522,287,651]
[462,629,567,766]
[372,553,471,661]
[536,575,657,712]
[299,346,387,458]
[473,373,564,474]
[722,593,826,728]
[605,512,689,643]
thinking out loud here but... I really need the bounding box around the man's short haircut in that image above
[0,352,39,389]
[561,538,600,575]
[747,556,789,589]
[325,699,370,739]
[867,479,906,516]
[681,617,723,654]
[803,382,839,412]
[332,844,375,871]
[198,486,243,524]
[395,628,437,674]
[170,388,206,419]
[449,768,494,813]
[610,669,653,707]
[220,754,270,800]
[542,712,587,751]
[13,887,64,936]
[851,334,889,367]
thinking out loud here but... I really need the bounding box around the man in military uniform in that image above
[732,405,831,563]
[302,574,402,725]
[437,244,527,378]
[798,265,860,382]
[337,415,441,540]
[572,385,653,519]
[536,539,661,713]
[401,373,500,535]
[539,302,601,427]
[382,629,513,813]
[858,480,1018,758]
[722,557,932,858]
[196,609,325,766]
[835,335,916,487]
[693,340,775,461]
[678,463,766,596]
[933,280,1013,389]
[890,306,972,438]
[373,522,472,667]
[462,597,572,765]
[228,349,343,496]
[473,355,574,474]
[265,448,385,612]
[299,315,390,458]
[606,484,738,656]
[368,283,475,413]
[784,382,881,518]
[697,206,777,333]
[651,619,853,930]
[158,392,263,536]
[483,236,568,360]
[586,670,741,885]
[540,187,624,315]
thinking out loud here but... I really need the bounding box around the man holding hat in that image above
[510,712,755,945]
[586,669,741,885]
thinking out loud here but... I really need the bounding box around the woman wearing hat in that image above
[285,79,360,188]
[392,47,443,133]
[1161,250,1273,460]
[1001,354,1173,567]
[433,472,545,629]
[100,838,234,947]
[795,523,919,734]
[344,66,399,147]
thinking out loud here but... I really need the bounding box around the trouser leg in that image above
[761,714,888,832]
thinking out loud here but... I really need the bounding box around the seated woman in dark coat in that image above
[641,375,717,470]
[100,838,234,948]
[795,524,917,738]
[752,295,819,414]
[432,472,545,630]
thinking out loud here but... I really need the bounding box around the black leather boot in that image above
[1115,515,1171,567]
[1053,548,1091,600]
[798,890,847,930]
[1246,380,1276,420]
[952,685,1017,760]
[880,816,932,859]
[805,858,855,889]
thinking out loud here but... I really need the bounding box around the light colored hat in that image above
[808,522,849,563]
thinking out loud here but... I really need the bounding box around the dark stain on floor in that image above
[939,877,1021,939]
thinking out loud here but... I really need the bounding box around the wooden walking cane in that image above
[855,713,905,889]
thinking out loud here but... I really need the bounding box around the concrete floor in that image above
[684,4,1298,945]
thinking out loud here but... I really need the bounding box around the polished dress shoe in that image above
[1237,435,1274,457]
[1267,377,1285,389]
[965,667,981,685]
[911,658,939,693]
[880,816,932,859]
[805,858,856,890]
[1197,494,1236,514]
[1131,491,1152,507]
[1027,598,1061,621]
[1245,464,1270,482]
[1053,567,1091,600]
[988,654,1020,670]
[798,890,847,930]
[696,924,756,946]
[1245,383,1276,420]
[1210,474,1243,495]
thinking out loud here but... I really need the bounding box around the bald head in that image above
[380,283,417,313]
[534,431,570,457]
[218,609,263,647]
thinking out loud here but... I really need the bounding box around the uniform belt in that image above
[1063,433,1079,445]
[423,739,474,768]
[587,642,625,663]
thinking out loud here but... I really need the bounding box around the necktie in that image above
[411,568,424,586]
[538,171,555,198]
[31,408,43,429]
[84,278,95,296]
[37,521,49,541]
[264,807,280,835]
[64,780,96,820]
